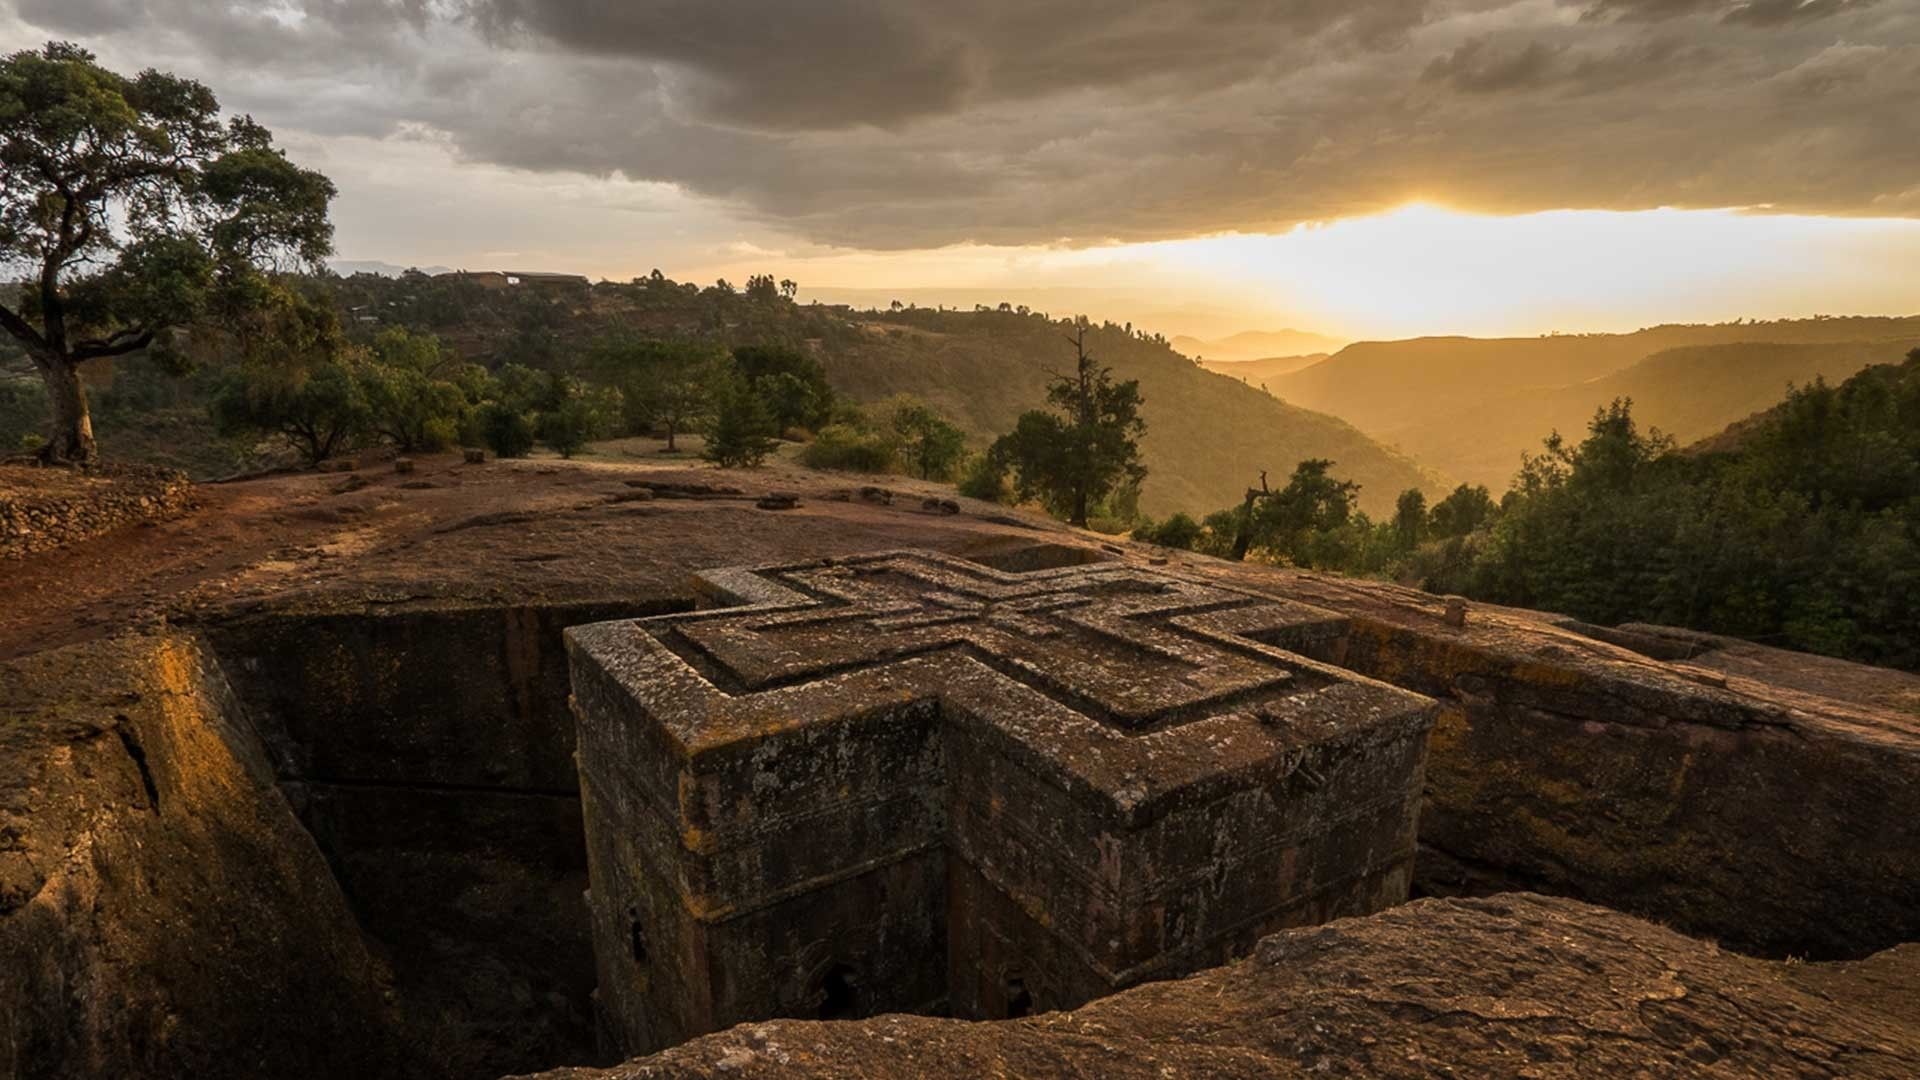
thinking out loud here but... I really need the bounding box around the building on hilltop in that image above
[434,269,592,290]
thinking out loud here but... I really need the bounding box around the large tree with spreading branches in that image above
[0,42,335,465]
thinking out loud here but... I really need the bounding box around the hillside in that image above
[1170,329,1345,364]
[1199,354,1330,386]
[1263,317,1920,490]
[1402,338,1920,489]
[824,310,1440,518]
[13,274,1432,519]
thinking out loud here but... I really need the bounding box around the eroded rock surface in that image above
[522,893,1920,1080]
[3,457,1920,1078]
[0,632,411,1079]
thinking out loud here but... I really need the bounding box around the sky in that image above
[4,0,1918,342]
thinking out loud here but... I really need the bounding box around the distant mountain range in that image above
[1171,329,1346,364]
[330,259,455,278]
[1199,354,1331,386]
[1252,317,1920,491]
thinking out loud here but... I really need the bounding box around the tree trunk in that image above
[37,355,97,467]
[664,419,678,452]
[1071,487,1089,527]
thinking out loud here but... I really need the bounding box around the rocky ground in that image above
[6,445,1920,1079]
[0,447,1075,662]
[523,893,1920,1079]
[0,461,194,562]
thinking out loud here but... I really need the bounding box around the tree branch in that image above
[0,300,49,354]
[72,327,156,361]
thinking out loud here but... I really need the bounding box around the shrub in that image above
[538,397,602,458]
[799,423,898,473]
[1134,512,1203,550]
[210,359,371,465]
[477,402,536,458]
[957,452,1010,503]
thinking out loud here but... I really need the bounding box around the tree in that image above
[889,399,967,480]
[358,328,468,451]
[991,325,1146,526]
[210,356,369,465]
[1224,460,1361,562]
[1392,488,1428,549]
[598,338,722,451]
[733,343,835,430]
[703,373,780,468]
[745,274,780,304]
[476,401,536,459]
[1428,484,1499,539]
[0,43,334,465]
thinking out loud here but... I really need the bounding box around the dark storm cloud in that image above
[1424,37,1567,93]
[5,0,1917,248]
[467,0,1435,131]
[1573,0,1881,24]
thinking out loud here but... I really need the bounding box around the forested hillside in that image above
[824,310,1436,516]
[1263,317,1920,489]
[1404,338,1920,489]
[3,272,1435,516]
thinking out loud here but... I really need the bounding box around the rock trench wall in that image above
[1334,616,1920,961]
[0,633,415,1080]
[202,598,688,1079]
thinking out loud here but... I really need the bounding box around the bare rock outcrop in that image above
[524,893,1920,1080]
[0,633,413,1080]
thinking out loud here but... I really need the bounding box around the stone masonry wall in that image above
[0,463,194,560]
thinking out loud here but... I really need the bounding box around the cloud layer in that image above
[7,0,1917,248]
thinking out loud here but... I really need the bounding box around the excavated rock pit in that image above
[6,459,1920,1079]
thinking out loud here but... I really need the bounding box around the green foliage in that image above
[1401,360,1920,670]
[956,452,1011,504]
[703,373,781,468]
[210,356,369,465]
[358,328,469,451]
[1231,459,1362,564]
[476,401,537,459]
[1133,512,1203,550]
[1429,484,1499,539]
[890,398,968,481]
[990,328,1146,526]
[492,363,557,414]
[0,42,335,463]
[537,397,600,458]
[799,423,898,473]
[595,337,724,450]
[1393,489,1428,549]
[733,343,835,430]
[0,375,47,448]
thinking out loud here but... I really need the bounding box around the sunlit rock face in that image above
[567,550,1436,1055]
